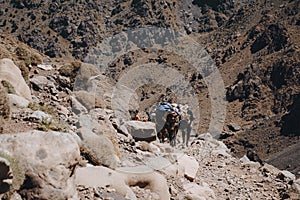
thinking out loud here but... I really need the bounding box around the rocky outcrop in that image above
[250,23,289,54]
[226,64,262,102]
[280,94,300,136]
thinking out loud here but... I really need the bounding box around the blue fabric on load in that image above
[157,102,173,112]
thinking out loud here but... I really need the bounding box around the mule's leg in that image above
[157,131,162,143]
[169,130,176,147]
[158,128,166,143]
[181,128,186,146]
[186,124,191,146]
[169,131,173,147]
[174,127,179,147]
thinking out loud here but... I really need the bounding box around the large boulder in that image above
[121,121,156,142]
[177,154,199,181]
[77,128,118,169]
[0,58,31,100]
[0,131,81,199]
[75,165,170,200]
[76,112,120,169]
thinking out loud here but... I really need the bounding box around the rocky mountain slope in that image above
[0,0,299,199]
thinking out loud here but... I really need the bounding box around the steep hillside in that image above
[0,0,299,181]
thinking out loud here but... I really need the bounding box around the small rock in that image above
[8,94,30,109]
[29,110,52,122]
[228,123,241,132]
[240,155,251,163]
[37,64,53,71]
[277,170,296,182]
[57,105,69,116]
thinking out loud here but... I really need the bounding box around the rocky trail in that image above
[0,0,299,199]
[0,55,298,199]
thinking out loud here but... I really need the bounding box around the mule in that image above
[156,112,179,146]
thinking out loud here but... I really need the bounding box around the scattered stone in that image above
[57,105,69,116]
[291,179,300,195]
[247,150,263,165]
[240,155,251,163]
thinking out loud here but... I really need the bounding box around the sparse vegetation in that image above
[35,118,69,132]
[0,84,11,120]
[0,151,25,199]
[28,103,69,132]
[1,80,15,95]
